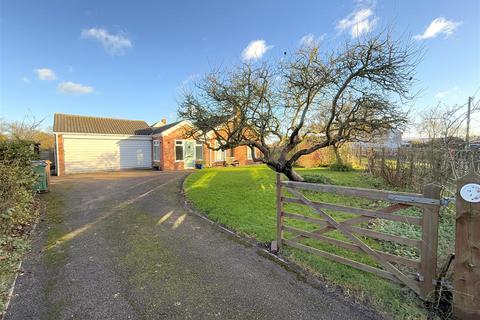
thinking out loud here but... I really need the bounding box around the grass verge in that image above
[184,165,428,319]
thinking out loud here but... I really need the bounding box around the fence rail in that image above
[275,173,442,300]
[350,146,480,193]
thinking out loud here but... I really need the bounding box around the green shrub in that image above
[302,174,333,184]
[1,140,40,314]
[0,139,38,163]
[0,140,39,235]
[329,162,353,171]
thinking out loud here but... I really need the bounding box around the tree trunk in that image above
[282,165,304,181]
[266,161,304,181]
[333,145,343,165]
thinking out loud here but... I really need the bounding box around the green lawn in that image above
[184,165,428,320]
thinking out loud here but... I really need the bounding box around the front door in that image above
[183,141,195,169]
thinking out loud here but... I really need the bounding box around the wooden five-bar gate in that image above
[275,173,442,300]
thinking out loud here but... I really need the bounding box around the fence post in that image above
[419,183,442,300]
[358,146,363,166]
[367,147,374,173]
[276,173,283,252]
[453,172,480,319]
[381,147,386,174]
[395,151,401,180]
[409,150,415,183]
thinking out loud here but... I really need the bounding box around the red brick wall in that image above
[156,127,189,171]
[230,145,256,165]
[56,134,65,176]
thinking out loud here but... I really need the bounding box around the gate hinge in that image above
[440,197,455,206]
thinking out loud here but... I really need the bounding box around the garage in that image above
[62,135,152,174]
[54,113,154,175]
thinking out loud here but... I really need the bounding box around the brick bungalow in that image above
[53,113,258,175]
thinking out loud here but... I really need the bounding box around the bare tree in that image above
[179,32,418,180]
[418,101,480,148]
[3,116,54,150]
[7,116,45,141]
[418,99,480,183]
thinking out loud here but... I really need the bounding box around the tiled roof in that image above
[121,121,184,135]
[151,121,183,135]
[53,113,151,135]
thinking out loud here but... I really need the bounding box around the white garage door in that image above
[63,135,152,174]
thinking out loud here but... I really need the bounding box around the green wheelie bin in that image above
[32,160,50,193]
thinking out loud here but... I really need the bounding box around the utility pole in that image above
[466,96,473,149]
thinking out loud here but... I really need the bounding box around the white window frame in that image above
[175,140,184,162]
[175,140,202,162]
[195,141,203,161]
[247,146,258,160]
[246,146,253,160]
[214,141,225,161]
[153,140,160,161]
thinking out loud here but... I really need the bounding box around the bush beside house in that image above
[0,140,40,314]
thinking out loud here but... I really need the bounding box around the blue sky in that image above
[0,0,479,134]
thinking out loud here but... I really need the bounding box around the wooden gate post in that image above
[419,183,442,300]
[453,173,480,320]
[275,173,283,252]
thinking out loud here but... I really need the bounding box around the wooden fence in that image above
[275,173,442,300]
[350,146,480,193]
[453,172,480,319]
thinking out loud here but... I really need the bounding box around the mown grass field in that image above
[184,165,429,319]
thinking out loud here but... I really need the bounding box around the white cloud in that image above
[35,68,56,80]
[414,17,461,40]
[434,91,447,99]
[299,33,326,46]
[336,8,378,38]
[241,40,272,61]
[434,86,460,100]
[57,81,94,94]
[22,77,30,84]
[81,28,132,55]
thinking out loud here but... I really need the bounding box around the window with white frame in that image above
[175,140,184,161]
[195,142,203,160]
[214,141,225,161]
[246,146,257,160]
[153,140,160,161]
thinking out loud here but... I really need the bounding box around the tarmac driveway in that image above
[5,170,381,320]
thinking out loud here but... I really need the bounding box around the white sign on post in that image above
[460,183,480,203]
